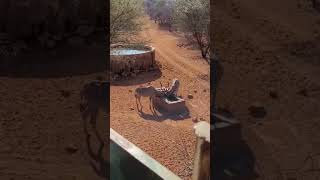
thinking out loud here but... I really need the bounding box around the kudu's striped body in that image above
[135,86,161,114]
[135,79,180,114]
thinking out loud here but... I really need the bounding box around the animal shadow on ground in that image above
[110,64,162,86]
[85,133,109,180]
[138,100,190,121]
[80,80,109,180]
[0,44,106,78]
[212,114,258,180]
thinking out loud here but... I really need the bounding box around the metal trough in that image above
[152,95,186,113]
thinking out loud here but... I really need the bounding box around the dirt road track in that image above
[110,19,210,179]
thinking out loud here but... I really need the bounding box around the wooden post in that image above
[192,121,210,180]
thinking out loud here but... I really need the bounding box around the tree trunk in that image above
[201,50,207,59]
[194,32,210,61]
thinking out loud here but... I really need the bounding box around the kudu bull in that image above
[134,79,180,114]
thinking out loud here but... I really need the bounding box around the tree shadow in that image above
[138,100,190,121]
[111,68,162,86]
[0,44,106,78]
[212,114,258,180]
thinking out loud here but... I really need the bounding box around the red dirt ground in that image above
[110,20,210,179]
[213,0,320,179]
[0,45,108,180]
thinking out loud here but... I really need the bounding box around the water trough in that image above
[110,44,155,74]
[152,95,186,113]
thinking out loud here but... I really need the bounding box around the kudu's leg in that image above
[149,97,157,115]
[135,94,138,109]
[149,97,153,114]
[139,96,143,112]
[135,94,142,112]
[152,102,158,116]
[82,109,90,135]
[80,89,89,113]
[80,92,90,135]
[90,106,103,144]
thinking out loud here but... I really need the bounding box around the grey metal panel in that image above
[110,128,181,180]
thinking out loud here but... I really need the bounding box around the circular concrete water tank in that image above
[110,45,155,74]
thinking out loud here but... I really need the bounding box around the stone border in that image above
[110,45,156,75]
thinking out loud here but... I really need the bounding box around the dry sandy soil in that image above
[213,0,320,179]
[110,20,210,179]
[0,44,109,180]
